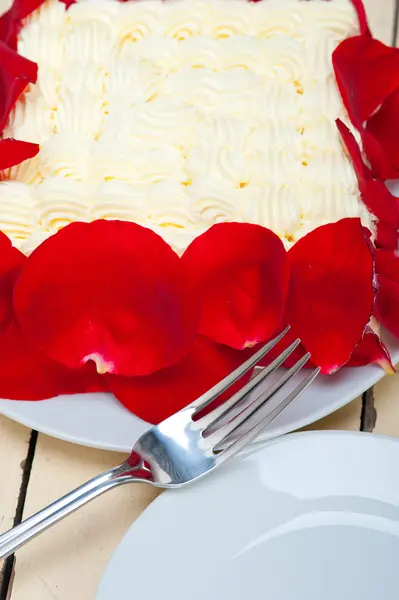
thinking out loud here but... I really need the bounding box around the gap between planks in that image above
[0,432,37,600]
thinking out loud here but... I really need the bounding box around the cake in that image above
[0,0,398,424]
[1,0,368,255]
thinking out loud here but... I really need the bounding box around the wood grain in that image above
[300,396,362,432]
[0,416,32,596]
[9,435,160,600]
[370,374,399,437]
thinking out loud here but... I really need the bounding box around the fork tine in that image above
[189,326,290,413]
[215,366,321,462]
[196,338,301,429]
[206,353,313,447]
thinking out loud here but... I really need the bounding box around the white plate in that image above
[0,332,398,452]
[95,431,399,600]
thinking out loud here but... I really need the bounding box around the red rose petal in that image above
[0,138,39,170]
[14,220,199,377]
[375,248,399,280]
[60,0,75,7]
[0,11,15,48]
[0,41,37,132]
[107,335,250,424]
[375,222,399,251]
[333,35,399,127]
[350,0,369,35]
[286,219,374,374]
[359,180,399,228]
[362,128,399,181]
[374,249,399,338]
[0,230,25,330]
[259,322,392,372]
[346,325,394,372]
[362,90,399,179]
[7,0,46,19]
[336,119,370,180]
[182,223,288,350]
[337,119,399,249]
[0,320,106,400]
[359,180,399,250]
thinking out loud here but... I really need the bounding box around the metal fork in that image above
[0,327,319,560]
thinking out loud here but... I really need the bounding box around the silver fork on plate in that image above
[0,326,319,560]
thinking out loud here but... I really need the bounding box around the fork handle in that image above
[0,461,145,560]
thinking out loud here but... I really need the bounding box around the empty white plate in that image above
[96,431,399,600]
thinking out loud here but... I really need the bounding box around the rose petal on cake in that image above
[0,230,25,330]
[14,220,199,377]
[181,223,289,350]
[0,41,37,132]
[359,180,399,250]
[362,128,399,181]
[375,247,399,279]
[286,218,374,374]
[333,35,399,126]
[359,180,399,228]
[60,0,75,8]
[0,320,106,400]
[337,120,399,248]
[106,335,250,424]
[350,0,369,34]
[0,11,15,48]
[374,249,399,338]
[363,89,399,179]
[336,119,370,180]
[375,222,399,251]
[346,325,394,372]
[0,138,39,170]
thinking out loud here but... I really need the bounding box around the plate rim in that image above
[0,343,398,453]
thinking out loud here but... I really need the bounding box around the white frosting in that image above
[188,177,241,225]
[33,178,91,230]
[39,134,92,180]
[91,180,148,222]
[0,182,37,244]
[240,183,301,242]
[0,0,365,253]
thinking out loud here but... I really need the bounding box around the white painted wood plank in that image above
[0,416,32,595]
[301,396,362,432]
[9,435,160,600]
[0,416,31,536]
[370,375,399,437]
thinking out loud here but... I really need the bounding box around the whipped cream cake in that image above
[0,0,368,254]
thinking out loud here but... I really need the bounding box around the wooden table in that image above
[0,0,399,598]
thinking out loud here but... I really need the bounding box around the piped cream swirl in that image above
[0,0,365,255]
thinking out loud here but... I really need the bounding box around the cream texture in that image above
[0,0,366,254]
